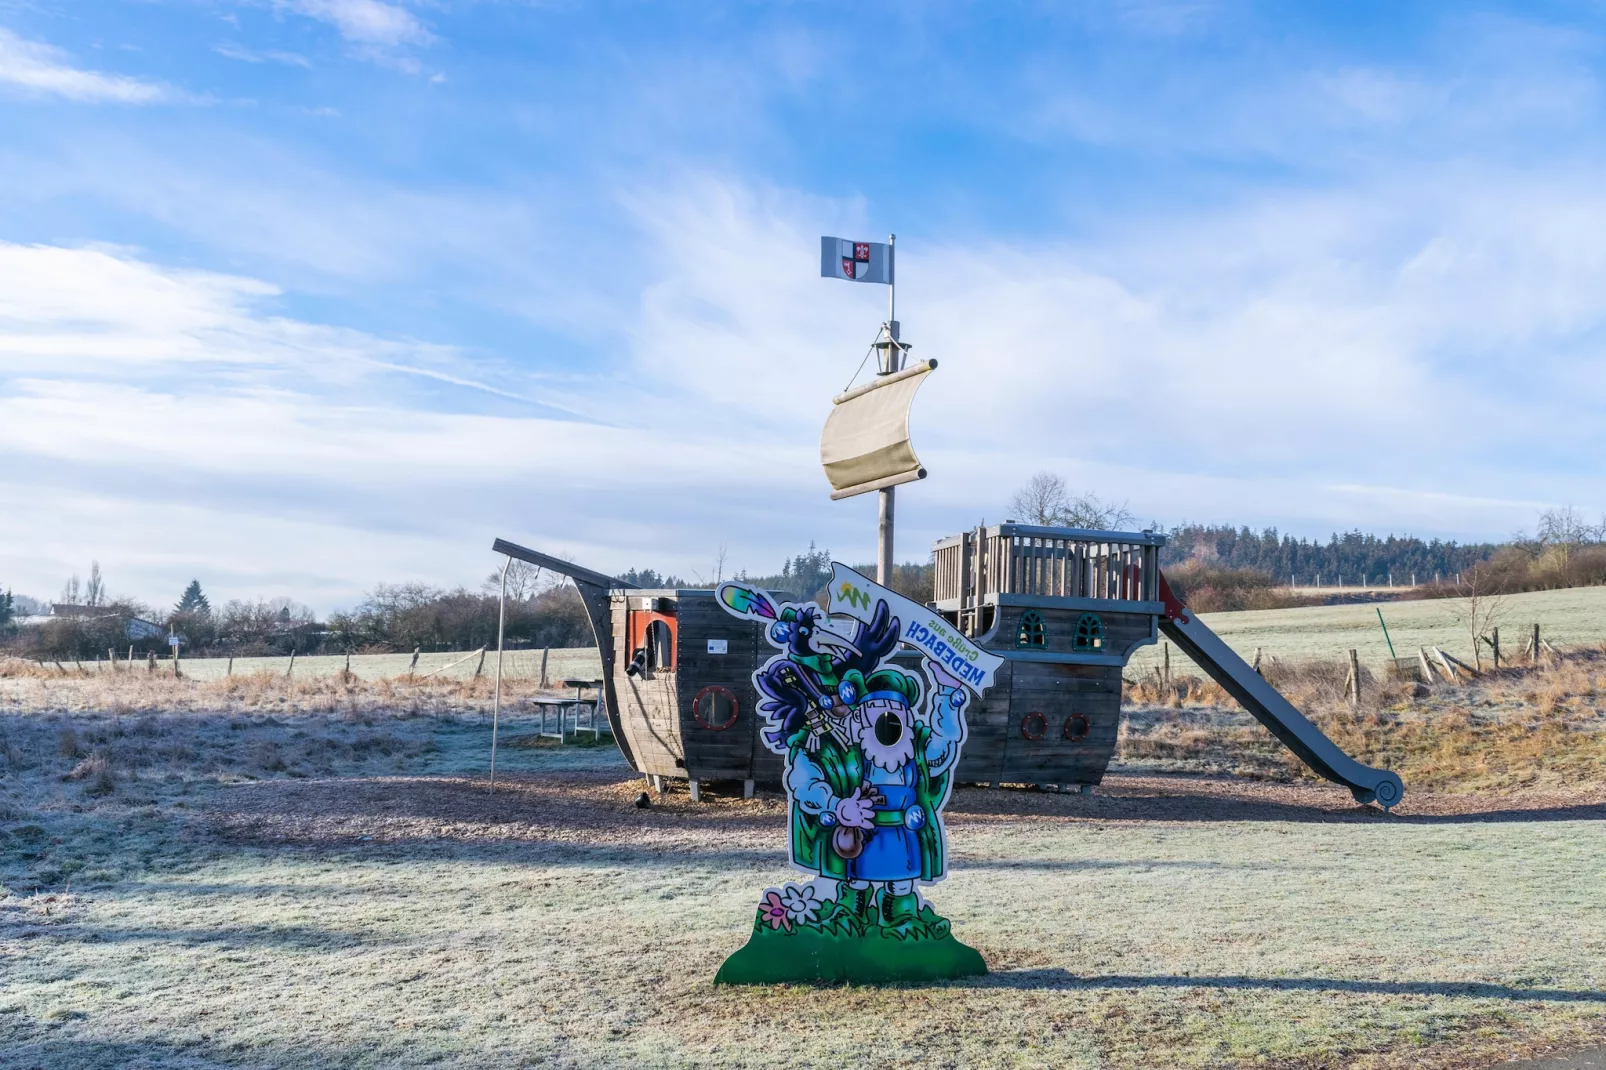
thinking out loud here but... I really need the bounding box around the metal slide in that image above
[1157,573,1404,810]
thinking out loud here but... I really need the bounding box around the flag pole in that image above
[888,232,896,346]
[877,232,897,586]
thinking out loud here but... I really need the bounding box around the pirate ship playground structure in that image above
[491,529,1404,809]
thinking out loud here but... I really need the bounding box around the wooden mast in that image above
[877,233,897,585]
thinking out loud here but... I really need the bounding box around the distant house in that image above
[23,604,166,642]
[50,603,115,618]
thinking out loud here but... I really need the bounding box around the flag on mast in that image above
[820,237,893,284]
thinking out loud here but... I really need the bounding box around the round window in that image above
[692,686,739,731]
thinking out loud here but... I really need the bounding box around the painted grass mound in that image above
[715,896,988,986]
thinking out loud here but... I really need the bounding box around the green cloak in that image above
[787,718,949,882]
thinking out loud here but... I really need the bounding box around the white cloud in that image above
[215,42,313,68]
[0,242,816,611]
[0,28,167,103]
[621,172,1606,545]
[280,0,434,49]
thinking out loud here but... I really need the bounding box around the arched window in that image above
[647,619,674,670]
[1016,610,1046,648]
[1073,613,1104,652]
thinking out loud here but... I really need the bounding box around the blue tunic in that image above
[844,761,922,882]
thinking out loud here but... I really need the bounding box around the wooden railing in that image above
[932,524,1165,611]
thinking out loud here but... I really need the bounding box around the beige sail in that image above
[819,360,935,500]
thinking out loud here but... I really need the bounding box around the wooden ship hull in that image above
[494,528,1166,795]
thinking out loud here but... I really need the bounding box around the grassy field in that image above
[1130,585,1606,676]
[2,666,1606,1068]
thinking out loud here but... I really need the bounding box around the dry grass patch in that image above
[1120,646,1606,793]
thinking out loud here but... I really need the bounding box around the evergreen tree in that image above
[0,588,13,628]
[176,580,211,615]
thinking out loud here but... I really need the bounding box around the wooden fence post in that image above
[408,646,421,679]
[1532,623,1541,664]
[1162,643,1171,687]
[539,647,550,689]
[1252,647,1263,675]
[1491,627,1500,670]
[1346,648,1361,707]
[474,648,487,679]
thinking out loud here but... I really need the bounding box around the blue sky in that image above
[2,1,1605,611]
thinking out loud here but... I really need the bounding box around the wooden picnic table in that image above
[532,680,609,742]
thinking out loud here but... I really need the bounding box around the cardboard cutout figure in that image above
[712,564,1000,985]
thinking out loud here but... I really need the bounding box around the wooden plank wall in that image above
[610,597,685,778]
[675,594,771,781]
[998,661,1122,785]
[992,605,1155,661]
[953,659,1013,783]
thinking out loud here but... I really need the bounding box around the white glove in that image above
[833,786,878,829]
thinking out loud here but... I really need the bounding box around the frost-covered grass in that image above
[1129,583,1606,674]
[3,677,1605,1068]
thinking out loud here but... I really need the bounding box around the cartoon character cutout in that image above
[717,579,975,940]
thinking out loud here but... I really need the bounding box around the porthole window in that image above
[1016,610,1046,649]
[1073,613,1105,652]
[692,686,739,730]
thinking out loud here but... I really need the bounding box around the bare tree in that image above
[1062,492,1137,531]
[59,573,81,606]
[1008,472,1137,530]
[1453,562,1508,671]
[482,560,548,601]
[1532,506,1606,573]
[713,543,729,584]
[1009,472,1070,525]
[85,561,105,607]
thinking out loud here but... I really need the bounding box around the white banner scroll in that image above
[827,563,1003,696]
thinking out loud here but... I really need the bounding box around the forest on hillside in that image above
[1160,525,1495,586]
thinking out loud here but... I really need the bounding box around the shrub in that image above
[1163,562,1310,613]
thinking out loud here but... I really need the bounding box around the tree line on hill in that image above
[1158,507,1606,610]
[1160,525,1494,586]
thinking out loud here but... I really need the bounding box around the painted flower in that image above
[778,883,821,926]
[759,890,791,931]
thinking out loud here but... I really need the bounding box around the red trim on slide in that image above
[1157,570,1190,624]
